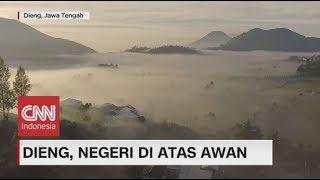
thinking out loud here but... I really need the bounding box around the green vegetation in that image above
[125,46,150,53]
[98,63,118,68]
[148,45,200,54]
[13,66,31,97]
[78,102,92,122]
[297,55,320,76]
[0,111,199,178]
[0,57,31,120]
[1,113,319,178]
[232,119,263,139]
[125,45,201,54]
[216,119,320,178]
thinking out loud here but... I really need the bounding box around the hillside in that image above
[125,45,201,54]
[297,55,320,76]
[0,17,96,56]
[218,28,320,52]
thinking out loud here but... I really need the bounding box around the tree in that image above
[78,103,92,121]
[0,57,11,120]
[13,66,31,97]
[4,90,16,118]
[232,119,263,139]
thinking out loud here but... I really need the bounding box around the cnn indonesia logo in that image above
[18,96,60,137]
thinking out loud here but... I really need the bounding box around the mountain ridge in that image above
[218,28,320,52]
[0,17,96,56]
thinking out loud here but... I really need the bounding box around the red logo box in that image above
[18,96,60,137]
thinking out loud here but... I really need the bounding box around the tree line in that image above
[0,57,31,120]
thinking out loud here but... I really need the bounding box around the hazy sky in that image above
[0,1,320,52]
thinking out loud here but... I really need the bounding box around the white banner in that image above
[18,140,272,166]
[18,11,90,20]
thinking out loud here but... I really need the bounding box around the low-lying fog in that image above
[11,50,320,146]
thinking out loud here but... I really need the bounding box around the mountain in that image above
[147,45,201,54]
[126,45,201,54]
[0,17,95,56]
[190,31,231,49]
[218,28,320,52]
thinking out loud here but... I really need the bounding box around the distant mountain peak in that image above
[248,28,263,32]
[199,31,230,40]
[219,27,318,52]
[190,30,231,49]
[206,31,227,36]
